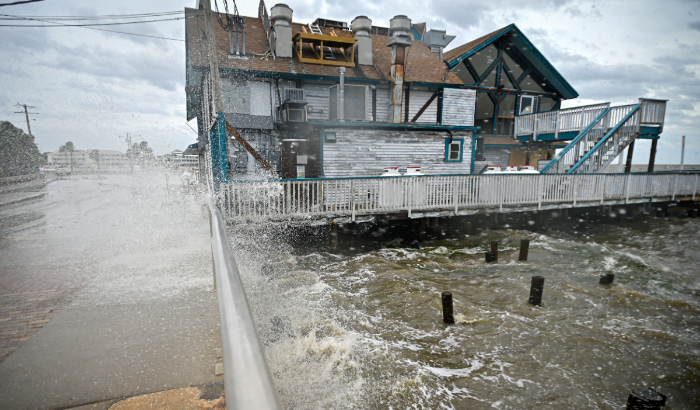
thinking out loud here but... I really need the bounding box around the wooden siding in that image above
[442,88,476,126]
[302,82,331,121]
[405,89,439,124]
[483,146,511,166]
[322,130,473,177]
[376,86,391,122]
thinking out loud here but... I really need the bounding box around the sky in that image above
[0,0,698,163]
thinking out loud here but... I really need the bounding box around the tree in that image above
[89,150,101,170]
[59,141,75,171]
[0,121,42,178]
[127,140,153,165]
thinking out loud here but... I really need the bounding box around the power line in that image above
[0,11,184,20]
[0,0,45,7]
[0,13,185,41]
[0,16,187,27]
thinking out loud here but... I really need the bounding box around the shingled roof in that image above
[185,7,461,85]
[443,25,508,63]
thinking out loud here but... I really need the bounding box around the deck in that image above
[216,172,699,223]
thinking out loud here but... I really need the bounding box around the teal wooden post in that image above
[210,112,229,190]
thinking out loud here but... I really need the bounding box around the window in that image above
[520,71,553,93]
[444,138,464,162]
[324,131,336,142]
[503,44,528,80]
[497,94,517,135]
[475,92,495,134]
[453,61,477,85]
[468,43,498,77]
[481,65,498,88]
[539,97,558,112]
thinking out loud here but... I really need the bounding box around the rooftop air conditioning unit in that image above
[329,84,369,121]
[284,88,305,102]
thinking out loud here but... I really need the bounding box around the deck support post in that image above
[647,139,658,173]
[624,139,635,173]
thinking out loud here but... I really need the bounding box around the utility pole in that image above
[14,103,39,137]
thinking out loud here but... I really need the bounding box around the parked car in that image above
[55,167,71,177]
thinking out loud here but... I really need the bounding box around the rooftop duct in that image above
[351,15,373,66]
[387,15,412,123]
[270,4,293,58]
[422,29,456,60]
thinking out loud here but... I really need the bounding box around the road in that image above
[0,172,222,409]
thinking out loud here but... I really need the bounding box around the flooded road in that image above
[231,212,700,409]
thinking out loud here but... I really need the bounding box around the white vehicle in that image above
[483,165,504,174]
[520,165,540,174]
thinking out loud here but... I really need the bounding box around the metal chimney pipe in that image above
[339,67,345,122]
[387,15,412,123]
[241,18,246,56]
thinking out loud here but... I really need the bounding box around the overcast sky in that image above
[0,0,698,163]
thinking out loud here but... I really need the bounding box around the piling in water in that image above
[519,239,530,262]
[626,387,666,410]
[528,276,545,306]
[441,291,454,324]
[485,251,496,263]
[330,220,338,250]
[599,273,615,285]
[491,241,499,262]
[466,221,472,236]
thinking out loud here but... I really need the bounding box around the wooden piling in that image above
[519,239,530,262]
[441,291,454,324]
[599,273,615,285]
[528,276,545,306]
[330,220,338,250]
[490,241,499,262]
[466,221,472,236]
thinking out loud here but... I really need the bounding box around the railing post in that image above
[533,116,538,142]
[625,173,631,204]
[537,175,543,210]
[499,176,504,212]
[672,174,678,201]
[693,174,698,201]
[453,178,459,214]
[350,179,356,222]
[554,110,560,140]
[407,177,413,218]
[573,175,578,207]
[600,174,606,204]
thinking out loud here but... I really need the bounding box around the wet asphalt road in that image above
[0,173,221,410]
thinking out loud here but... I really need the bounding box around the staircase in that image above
[539,98,667,174]
[308,24,336,60]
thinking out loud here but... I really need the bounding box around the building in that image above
[47,149,128,170]
[185,2,665,182]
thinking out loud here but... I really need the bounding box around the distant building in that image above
[47,149,128,170]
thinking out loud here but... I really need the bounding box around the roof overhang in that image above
[446,24,579,100]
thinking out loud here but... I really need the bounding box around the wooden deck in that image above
[216,172,699,223]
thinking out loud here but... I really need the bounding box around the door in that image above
[519,95,538,115]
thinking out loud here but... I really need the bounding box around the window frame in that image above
[444,138,465,162]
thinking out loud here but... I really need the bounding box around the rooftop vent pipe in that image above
[387,15,412,123]
[422,29,456,60]
[270,4,293,58]
[351,16,373,66]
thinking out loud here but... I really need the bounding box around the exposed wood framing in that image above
[411,91,438,123]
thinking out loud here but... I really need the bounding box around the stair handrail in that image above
[513,102,610,138]
[540,107,611,174]
[568,104,641,174]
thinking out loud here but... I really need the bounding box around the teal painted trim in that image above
[211,112,229,186]
[470,133,477,173]
[515,130,578,142]
[219,68,383,84]
[567,105,641,174]
[540,108,612,174]
[411,27,422,40]
[308,121,480,131]
[638,135,660,140]
[411,82,463,89]
[640,125,661,135]
[444,138,465,162]
[484,144,525,148]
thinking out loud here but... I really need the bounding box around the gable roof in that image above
[185,8,460,85]
[443,24,579,99]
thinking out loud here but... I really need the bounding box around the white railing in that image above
[639,98,667,131]
[514,102,610,139]
[218,173,700,221]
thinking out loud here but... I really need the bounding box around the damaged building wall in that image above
[322,129,473,177]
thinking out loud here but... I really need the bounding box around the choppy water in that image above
[230,212,700,409]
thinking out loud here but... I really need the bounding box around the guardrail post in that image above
[350,179,356,222]
[600,175,606,204]
[407,178,413,218]
[625,173,631,204]
[693,174,698,201]
[573,176,578,207]
[453,178,459,214]
[499,176,504,212]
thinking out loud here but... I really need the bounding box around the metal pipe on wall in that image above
[339,67,345,122]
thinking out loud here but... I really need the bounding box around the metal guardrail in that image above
[207,197,282,410]
[219,172,700,221]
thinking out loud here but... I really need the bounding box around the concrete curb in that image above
[0,193,45,209]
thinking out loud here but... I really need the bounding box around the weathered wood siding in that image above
[405,89,439,124]
[322,130,473,177]
[376,86,391,122]
[442,88,476,126]
[302,82,331,120]
[483,147,511,166]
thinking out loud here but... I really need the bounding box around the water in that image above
[230,212,700,409]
